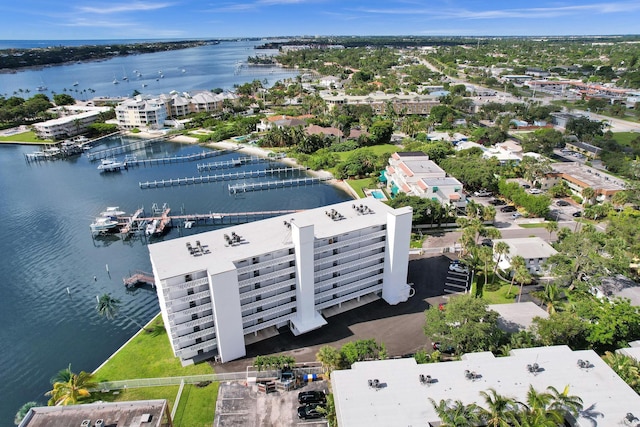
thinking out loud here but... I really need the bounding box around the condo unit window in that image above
[194,326,200,332]
[255,295,261,301]
[254,271,260,277]
[192,314,198,320]
[257,307,263,312]
[190,301,196,308]
[252,257,259,264]
[289,248,295,255]
[185,274,192,282]
[187,288,194,295]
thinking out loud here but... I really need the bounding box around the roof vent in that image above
[367,378,382,390]
[577,359,591,369]
[526,363,542,375]
[95,420,104,427]
[325,209,344,221]
[464,370,481,381]
[81,421,91,427]
[141,413,152,422]
[419,374,434,385]
[224,231,243,246]
[352,203,373,215]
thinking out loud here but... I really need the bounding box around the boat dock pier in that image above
[118,208,145,235]
[138,166,308,189]
[123,150,233,168]
[228,177,329,194]
[87,137,165,161]
[123,271,155,288]
[196,154,285,172]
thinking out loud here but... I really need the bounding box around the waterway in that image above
[0,136,351,424]
[0,39,298,98]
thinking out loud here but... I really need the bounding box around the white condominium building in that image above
[386,151,467,210]
[115,95,167,130]
[148,199,413,365]
[33,107,111,140]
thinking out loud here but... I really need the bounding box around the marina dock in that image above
[196,154,285,172]
[228,177,329,193]
[138,166,308,189]
[87,137,164,161]
[123,271,155,288]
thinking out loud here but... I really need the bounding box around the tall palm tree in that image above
[96,293,149,331]
[546,385,583,419]
[479,388,518,427]
[50,364,73,384]
[492,241,510,284]
[430,398,481,427]
[544,221,558,241]
[581,187,595,205]
[515,266,533,303]
[46,370,97,406]
[536,284,562,314]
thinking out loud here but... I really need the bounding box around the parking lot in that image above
[215,380,329,427]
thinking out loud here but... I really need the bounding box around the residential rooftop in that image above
[19,400,169,427]
[148,198,403,280]
[331,346,640,427]
[494,237,558,260]
[551,162,627,192]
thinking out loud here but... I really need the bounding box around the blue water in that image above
[0,39,297,98]
[0,143,351,423]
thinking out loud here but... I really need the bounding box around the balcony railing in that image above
[314,252,385,278]
[314,230,387,255]
[168,304,212,322]
[315,265,384,290]
[175,328,216,346]
[313,242,385,268]
[239,278,297,299]
[243,313,294,335]
[176,340,217,358]
[315,274,383,300]
[241,289,296,311]
[242,301,296,323]
[316,285,383,310]
[162,277,209,295]
[165,289,211,308]
[172,314,214,330]
[236,254,295,275]
[237,266,296,288]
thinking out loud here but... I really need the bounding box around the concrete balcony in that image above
[243,313,294,335]
[236,254,295,275]
[313,242,385,268]
[315,284,383,311]
[239,278,296,299]
[240,289,296,311]
[314,252,385,279]
[315,274,384,301]
[315,265,384,290]
[242,301,296,323]
[237,266,296,288]
[313,230,387,255]
[175,340,217,358]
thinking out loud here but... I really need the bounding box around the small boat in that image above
[184,220,194,229]
[142,83,148,87]
[181,69,186,73]
[101,207,126,218]
[90,217,119,233]
[72,81,79,86]
[113,79,119,85]
[36,85,47,91]
[97,158,126,172]
[145,219,159,236]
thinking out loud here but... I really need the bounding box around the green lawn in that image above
[519,223,549,229]
[612,132,640,147]
[472,275,517,304]
[172,382,220,427]
[345,178,371,198]
[0,131,51,144]
[94,315,213,382]
[90,315,218,427]
[333,144,397,161]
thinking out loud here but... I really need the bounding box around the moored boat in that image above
[97,158,126,172]
[90,217,119,233]
[101,207,126,218]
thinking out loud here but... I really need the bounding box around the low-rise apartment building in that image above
[541,162,627,203]
[33,106,111,140]
[321,92,439,115]
[148,199,413,365]
[493,237,558,275]
[385,151,467,210]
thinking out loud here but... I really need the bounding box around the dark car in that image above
[489,199,506,206]
[556,200,570,207]
[572,211,582,217]
[481,238,493,247]
[297,404,326,420]
[500,205,517,213]
[522,184,531,189]
[298,390,327,405]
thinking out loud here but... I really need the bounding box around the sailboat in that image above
[122,67,128,81]
[36,79,47,91]
[112,76,119,85]
[72,81,79,87]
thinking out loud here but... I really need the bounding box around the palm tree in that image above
[478,388,518,427]
[46,370,97,406]
[430,398,481,427]
[544,221,558,241]
[96,293,149,331]
[492,241,510,281]
[316,345,342,373]
[14,402,38,425]
[50,364,73,384]
[515,266,533,303]
[581,187,595,205]
[611,191,628,211]
[546,385,583,419]
[535,284,562,314]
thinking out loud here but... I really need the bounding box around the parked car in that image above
[298,390,326,405]
[481,238,493,247]
[512,212,522,219]
[572,211,582,217]
[449,263,469,274]
[501,205,517,213]
[298,404,326,420]
[474,190,493,197]
[528,188,544,194]
[521,184,531,189]
[489,199,506,206]
[433,342,455,354]
[556,200,570,206]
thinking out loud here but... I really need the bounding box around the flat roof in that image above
[149,198,408,279]
[20,400,167,427]
[331,346,640,427]
[551,162,626,192]
[488,302,548,333]
[617,341,640,361]
[495,237,557,260]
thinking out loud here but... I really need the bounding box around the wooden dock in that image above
[138,166,308,189]
[123,271,155,288]
[196,154,285,172]
[87,137,164,161]
[124,150,232,167]
[228,177,329,193]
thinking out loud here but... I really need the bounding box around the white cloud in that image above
[77,2,175,15]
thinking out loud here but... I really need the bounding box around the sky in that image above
[1,0,640,40]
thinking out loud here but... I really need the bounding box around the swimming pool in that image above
[370,190,386,199]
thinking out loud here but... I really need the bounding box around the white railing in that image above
[237,266,296,287]
[242,301,296,323]
[241,290,296,311]
[315,275,383,300]
[239,278,296,299]
[315,265,383,290]
[316,286,383,310]
[236,254,295,274]
[314,253,385,279]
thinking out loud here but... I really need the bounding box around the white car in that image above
[512,212,522,219]
[449,263,469,274]
[474,190,492,197]
[528,188,543,194]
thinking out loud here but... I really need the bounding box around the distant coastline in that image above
[0,39,221,72]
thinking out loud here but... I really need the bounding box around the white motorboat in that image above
[145,219,159,236]
[101,207,126,218]
[90,217,119,233]
[97,158,126,172]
